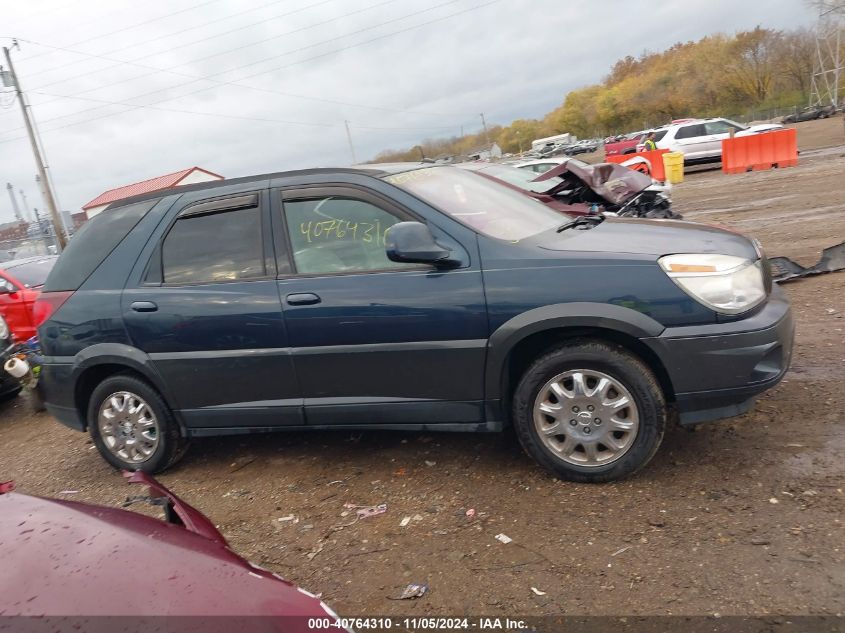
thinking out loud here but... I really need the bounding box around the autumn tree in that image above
[368,26,818,162]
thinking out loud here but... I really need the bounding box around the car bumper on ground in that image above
[644,286,794,425]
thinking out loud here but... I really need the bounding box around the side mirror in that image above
[386,222,453,265]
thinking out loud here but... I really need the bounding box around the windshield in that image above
[6,258,56,288]
[384,167,568,241]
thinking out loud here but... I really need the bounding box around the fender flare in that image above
[485,302,666,401]
[70,343,182,425]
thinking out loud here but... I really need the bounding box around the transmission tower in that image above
[810,1,844,107]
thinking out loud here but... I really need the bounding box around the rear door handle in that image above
[286,293,321,306]
[130,301,158,313]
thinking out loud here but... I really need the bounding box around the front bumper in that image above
[643,286,794,425]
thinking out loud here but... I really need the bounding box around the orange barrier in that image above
[721,128,798,175]
[606,149,669,182]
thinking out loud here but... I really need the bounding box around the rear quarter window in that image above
[675,124,706,140]
[43,200,157,292]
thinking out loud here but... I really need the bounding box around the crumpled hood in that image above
[535,217,759,259]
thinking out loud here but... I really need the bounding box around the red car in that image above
[0,256,57,341]
[0,472,343,629]
[603,131,646,157]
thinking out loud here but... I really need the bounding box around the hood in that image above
[534,160,653,204]
[534,217,759,259]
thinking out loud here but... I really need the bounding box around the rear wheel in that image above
[88,374,187,473]
[512,340,666,483]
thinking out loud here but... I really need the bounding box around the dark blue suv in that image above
[37,164,793,482]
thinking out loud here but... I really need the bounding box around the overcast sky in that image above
[0,0,816,221]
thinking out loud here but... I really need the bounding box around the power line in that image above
[16,1,424,118]
[22,0,319,82]
[18,0,229,64]
[0,0,500,144]
[17,8,463,124]
[17,89,461,131]
[4,0,470,136]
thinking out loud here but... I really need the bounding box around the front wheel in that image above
[88,374,188,473]
[512,340,667,483]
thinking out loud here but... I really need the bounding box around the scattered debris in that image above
[611,546,630,557]
[495,533,513,544]
[400,516,411,527]
[58,490,79,495]
[750,538,771,545]
[277,514,297,522]
[306,542,324,561]
[229,457,257,473]
[530,587,546,596]
[466,508,476,518]
[344,502,388,519]
[769,498,780,504]
[425,460,437,467]
[647,518,666,528]
[394,468,407,476]
[389,583,428,600]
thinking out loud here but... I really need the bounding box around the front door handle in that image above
[130,301,158,313]
[286,293,321,306]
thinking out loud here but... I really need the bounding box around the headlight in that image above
[659,253,766,314]
[0,315,8,340]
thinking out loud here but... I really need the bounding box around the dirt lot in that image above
[1,116,844,617]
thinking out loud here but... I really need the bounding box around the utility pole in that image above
[344,120,357,165]
[6,183,23,222]
[19,190,32,223]
[3,44,66,250]
[35,174,69,236]
[480,113,489,146]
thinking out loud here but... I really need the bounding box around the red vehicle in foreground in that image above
[0,472,342,630]
[0,256,57,341]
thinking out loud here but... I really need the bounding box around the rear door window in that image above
[704,120,743,135]
[157,195,265,285]
[43,200,156,292]
[675,124,707,139]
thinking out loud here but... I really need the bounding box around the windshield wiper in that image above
[556,215,605,232]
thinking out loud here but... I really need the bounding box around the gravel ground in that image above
[1,116,844,617]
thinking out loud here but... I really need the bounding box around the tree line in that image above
[372,27,824,162]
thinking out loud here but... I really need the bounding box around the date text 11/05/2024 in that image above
[308,617,530,630]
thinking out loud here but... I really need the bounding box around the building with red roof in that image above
[82,167,224,218]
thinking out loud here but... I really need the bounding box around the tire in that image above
[512,339,666,483]
[88,374,187,473]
